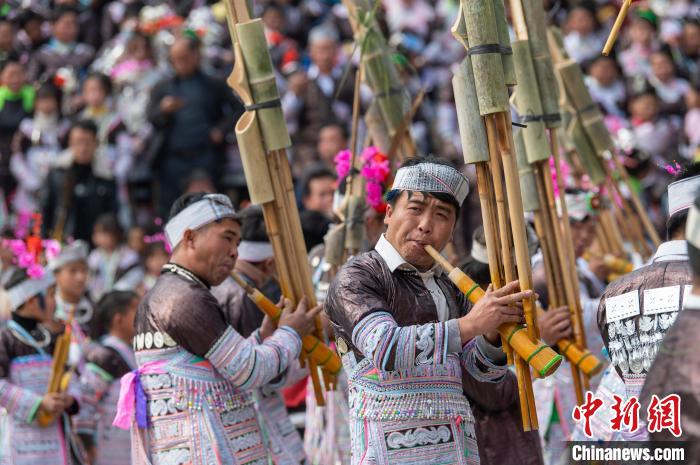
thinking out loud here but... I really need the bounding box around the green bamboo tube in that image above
[323,223,345,267]
[234,112,276,204]
[363,43,407,133]
[514,129,540,212]
[492,0,516,87]
[463,0,509,115]
[453,60,490,164]
[512,40,550,163]
[568,118,606,185]
[582,114,615,155]
[235,20,291,151]
[344,195,365,252]
[522,0,560,129]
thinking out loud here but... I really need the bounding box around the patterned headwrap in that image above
[390,162,469,206]
[48,240,88,271]
[164,194,241,249]
[563,191,600,222]
[7,273,55,312]
[667,175,700,218]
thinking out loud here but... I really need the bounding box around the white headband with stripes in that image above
[164,194,240,249]
[7,274,55,312]
[391,163,469,206]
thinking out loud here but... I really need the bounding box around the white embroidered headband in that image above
[238,241,274,262]
[48,240,88,271]
[668,175,700,218]
[7,273,55,312]
[560,191,599,222]
[391,162,469,206]
[164,194,241,249]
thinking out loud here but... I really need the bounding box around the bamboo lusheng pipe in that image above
[341,0,415,161]
[225,0,329,403]
[425,245,562,378]
[534,307,603,377]
[37,306,74,427]
[231,272,342,379]
[583,252,634,275]
[602,0,633,56]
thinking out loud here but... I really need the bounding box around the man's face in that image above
[53,13,78,44]
[317,126,346,167]
[303,176,335,218]
[69,127,98,165]
[310,38,337,73]
[571,217,597,257]
[170,41,200,77]
[384,191,456,271]
[190,218,241,286]
[55,261,88,300]
[0,23,14,51]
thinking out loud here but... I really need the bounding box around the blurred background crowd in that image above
[0,0,697,323]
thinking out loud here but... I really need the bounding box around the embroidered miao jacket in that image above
[132,267,302,465]
[74,334,136,465]
[641,291,700,459]
[213,275,308,465]
[326,236,509,465]
[597,240,691,440]
[0,318,83,465]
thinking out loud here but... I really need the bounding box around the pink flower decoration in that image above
[17,252,35,268]
[8,240,27,257]
[42,240,61,260]
[26,264,45,279]
[334,149,351,180]
[366,182,384,208]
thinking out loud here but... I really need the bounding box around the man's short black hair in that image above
[300,209,332,251]
[85,72,113,95]
[168,192,208,221]
[320,121,349,140]
[52,5,79,22]
[96,290,138,334]
[301,164,335,199]
[385,155,461,220]
[667,163,700,239]
[70,119,98,138]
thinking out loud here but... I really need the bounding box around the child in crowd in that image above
[563,4,605,64]
[648,49,691,115]
[140,233,169,294]
[684,86,700,159]
[74,290,137,465]
[87,213,141,301]
[629,89,682,162]
[619,11,659,81]
[0,268,82,464]
[585,55,627,117]
[10,82,69,212]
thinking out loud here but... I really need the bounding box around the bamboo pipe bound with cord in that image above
[37,306,75,427]
[231,273,341,379]
[224,0,329,403]
[424,246,562,378]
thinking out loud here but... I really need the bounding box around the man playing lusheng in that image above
[118,192,321,464]
[325,156,532,465]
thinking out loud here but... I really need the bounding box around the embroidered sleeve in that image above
[460,336,507,383]
[205,325,302,390]
[73,362,113,437]
[0,379,43,424]
[249,330,308,390]
[351,311,462,371]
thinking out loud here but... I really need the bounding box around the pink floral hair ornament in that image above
[334,146,392,213]
[1,214,60,280]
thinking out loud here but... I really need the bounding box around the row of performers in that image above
[1,157,698,465]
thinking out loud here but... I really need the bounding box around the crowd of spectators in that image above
[0,0,697,271]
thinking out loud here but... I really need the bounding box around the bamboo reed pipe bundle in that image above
[425,246,562,378]
[37,307,74,427]
[583,252,634,275]
[231,272,342,379]
[453,0,543,430]
[225,0,329,403]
